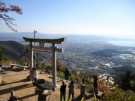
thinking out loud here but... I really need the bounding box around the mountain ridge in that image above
[0,32,134,42]
[0,41,23,61]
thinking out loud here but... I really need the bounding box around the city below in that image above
[35,41,135,76]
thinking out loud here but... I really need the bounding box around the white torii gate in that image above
[23,37,67,87]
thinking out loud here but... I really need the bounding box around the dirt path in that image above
[0,66,94,101]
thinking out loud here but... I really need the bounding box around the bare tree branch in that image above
[0,2,22,32]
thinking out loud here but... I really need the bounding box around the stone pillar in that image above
[0,73,2,84]
[52,43,57,87]
[30,42,33,70]
[80,84,86,97]
[27,42,33,80]
[35,89,53,101]
[38,94,47,101]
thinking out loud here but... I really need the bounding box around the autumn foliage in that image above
[57,61,62,67]
[98,81,110,94]
[0,2,22,32]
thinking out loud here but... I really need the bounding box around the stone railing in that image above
[10,64,29,70]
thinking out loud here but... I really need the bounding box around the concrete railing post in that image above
[80,84,86,97]
[9,90,17,101]
[0,73,2,84]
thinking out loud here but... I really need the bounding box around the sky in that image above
[0,0,135,39]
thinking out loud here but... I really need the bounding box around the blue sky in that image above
[1,0,135,39]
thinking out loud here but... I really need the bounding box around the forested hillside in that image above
[0,41,23,61]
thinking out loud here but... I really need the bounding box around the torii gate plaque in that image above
[23,37,67,87]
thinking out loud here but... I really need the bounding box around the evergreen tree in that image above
[120,70,135,91]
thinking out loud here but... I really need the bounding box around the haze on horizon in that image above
[0,0,135,39]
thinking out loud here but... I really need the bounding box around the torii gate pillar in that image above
[52,43,57,87]
[30,42,33,70]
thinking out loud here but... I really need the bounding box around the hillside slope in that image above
[0,41,24,61]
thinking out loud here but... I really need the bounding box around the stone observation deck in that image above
[0,65,104,101]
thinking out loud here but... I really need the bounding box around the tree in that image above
[0,2,22,32]
[120,70,135,91]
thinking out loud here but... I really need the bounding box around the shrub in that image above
[101,88,135,101]
[57,71,64,78]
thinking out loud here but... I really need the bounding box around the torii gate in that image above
[23,37,67,87]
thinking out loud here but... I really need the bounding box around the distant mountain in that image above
[0,41,23,61]
[65,34,132,41]
[0,32,134,42]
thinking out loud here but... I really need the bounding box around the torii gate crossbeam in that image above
[23,37,67,87]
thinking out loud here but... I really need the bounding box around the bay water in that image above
[108,41,135,47]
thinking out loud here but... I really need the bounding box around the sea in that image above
[108,41,135,47]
